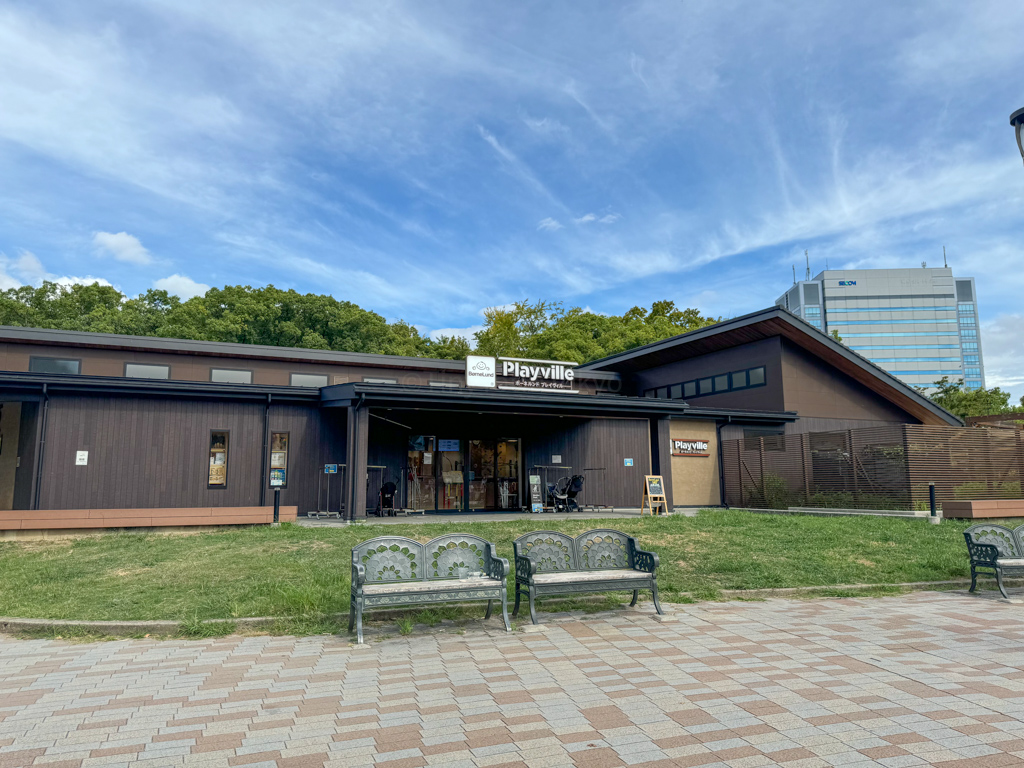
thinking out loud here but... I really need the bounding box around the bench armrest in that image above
[484,543,509,580]
[966,541,1001,566]
[515,554,537,582]
[351,562,366,590]
[633,548,659,574]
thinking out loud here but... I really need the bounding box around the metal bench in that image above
[513,529,662,624]
[349,534,510,643]
[964,523,1024,599]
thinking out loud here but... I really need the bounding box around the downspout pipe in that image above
[33,383,49,510]
[717,416,729,508]
[259,393,271,506]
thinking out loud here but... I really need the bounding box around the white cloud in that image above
[428,324,483,342]
[537,217,563,231]
[152,274,210,299]
[93,231,153,265]
[574,213,597,224]
[0,250,111,289]
[598,213,620,224]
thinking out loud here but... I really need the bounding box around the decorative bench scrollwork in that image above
[964,524,1024,599]
[513,528,663,624]
[349,534,510,643]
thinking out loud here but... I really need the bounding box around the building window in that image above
[965,379,982,389]
[964,367,981,375]
[208,430,228,487]
[960,329,977,338]
[667,365,768,401]
[748,366,766,386]
[962,341,978,350]
[683,381,697,398]
[713,374,729,392]
[363,377,398,384]
[29,357,80,375]
[804,306,821,316]
[290,373,329,387]
[669,383,683,399]
[731,370,748,388]
[269,432,289,488]
[211,368,253,384]
[958,303,975,313]
[125,363,170,379]
[698,377,714,395]
[958,316,976,326]
[963,355,979,363]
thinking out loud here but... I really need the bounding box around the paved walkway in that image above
[3,592,1024,767]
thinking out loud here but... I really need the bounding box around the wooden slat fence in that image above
[722,425,1023,511]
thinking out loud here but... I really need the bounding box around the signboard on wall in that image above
[672,438,710,457]
[464,355,578,393]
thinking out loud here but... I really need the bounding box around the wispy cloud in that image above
[537,218,563,231]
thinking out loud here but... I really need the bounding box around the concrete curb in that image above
[0,580,1003,636]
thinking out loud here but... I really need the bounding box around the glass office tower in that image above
[776,267,985,390]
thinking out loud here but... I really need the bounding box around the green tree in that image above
[916,377,1024,420]
[425,334,473,360]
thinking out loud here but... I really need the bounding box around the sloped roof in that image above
[579,307,963,426]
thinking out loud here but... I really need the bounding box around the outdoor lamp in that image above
[1012,107,1024,165]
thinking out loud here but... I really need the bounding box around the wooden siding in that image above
[268,404,346,516]
[0,506,297,531]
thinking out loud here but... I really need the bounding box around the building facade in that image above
[0,308,961,527]
[776,267,985,390]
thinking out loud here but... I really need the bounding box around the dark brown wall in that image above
[0,341,609,393]
[36,395,340,511]
[268,404,346,515]
[633,338,786,411]
[780,339,918,430]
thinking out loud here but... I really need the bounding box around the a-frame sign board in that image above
[640,475,668,516]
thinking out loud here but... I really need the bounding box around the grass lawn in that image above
[0,510,983,637]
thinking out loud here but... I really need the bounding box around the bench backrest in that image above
[964,524,1021,559]
[514,531,577,573]
[575,529,634,571]
[515,529,635,572]
[424,534,491,580]
[352,536,425,583]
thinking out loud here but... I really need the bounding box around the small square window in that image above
[713,374,729,392]
[698,378,713,395]
[654,387,667,399]
[683,381,697,398]
[731,370,748,389]
[29,357,80,375]
[644,389,657,398]
[290,373,329,387]
[748,366,766,386]
[669,384,682,399]
[125,363,170,379]
[211,368,253,384]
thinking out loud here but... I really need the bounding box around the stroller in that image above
[374,481,397,517]
[548,475,585,513]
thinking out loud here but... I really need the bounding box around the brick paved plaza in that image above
[3,592,1024,767]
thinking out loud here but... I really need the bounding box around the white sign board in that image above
[466,355,496,388]
[75,451,88,466]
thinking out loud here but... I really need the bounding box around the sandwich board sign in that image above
[641,475,668,516]
[529,474,544,514]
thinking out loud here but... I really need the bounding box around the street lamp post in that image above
[1012,107,1024,165]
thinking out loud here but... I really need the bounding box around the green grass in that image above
[0,511,984,636]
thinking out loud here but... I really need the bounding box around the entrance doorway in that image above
[406,436,520,512]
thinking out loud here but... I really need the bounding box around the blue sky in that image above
[1,1,1023,396]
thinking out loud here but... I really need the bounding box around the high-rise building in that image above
[776,267,984,390]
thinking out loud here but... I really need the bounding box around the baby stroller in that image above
[548,475,584,513]
[564,474,584,513]
[375,481,397,517]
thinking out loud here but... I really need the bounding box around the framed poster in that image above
[271,451,287,468]
[439,439,460,452]
[270,468,286,487]
[208,430,228,487]
[645,475,665,497]
[269,432,289,488]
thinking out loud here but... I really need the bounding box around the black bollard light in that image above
[274,487,281,524]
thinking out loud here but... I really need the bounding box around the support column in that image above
[346,405,369,520]
[650,417,674,509]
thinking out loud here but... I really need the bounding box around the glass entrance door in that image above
[406,436,436,511]
[469,439,521,511]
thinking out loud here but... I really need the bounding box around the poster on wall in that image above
[270,468,286,486]
[271,451,287,468]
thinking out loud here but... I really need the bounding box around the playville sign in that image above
[465,356,577,392]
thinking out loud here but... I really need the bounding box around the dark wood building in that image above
[0,308,960,523]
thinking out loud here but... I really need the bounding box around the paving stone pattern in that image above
[4,592,1024,767]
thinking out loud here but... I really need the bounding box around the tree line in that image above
[0,282,720,363]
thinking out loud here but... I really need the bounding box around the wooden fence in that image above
[722,425,1024,510]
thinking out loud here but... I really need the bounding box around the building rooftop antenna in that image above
[792,264,796,285]
[943,246,948,268]
[805,250,810,281]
